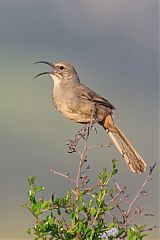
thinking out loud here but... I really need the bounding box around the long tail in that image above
[103,115,147,173]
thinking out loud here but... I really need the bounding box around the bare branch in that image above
[88,141,113,150]
[126,163,156,217]
[75,124,90,188]
[48,166,76,184]
[149,163,156,176]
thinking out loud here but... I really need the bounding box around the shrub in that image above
[24,126,156,239]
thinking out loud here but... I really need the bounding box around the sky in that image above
[0,0,159,239]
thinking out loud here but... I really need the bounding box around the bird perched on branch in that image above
[35,61,147,174]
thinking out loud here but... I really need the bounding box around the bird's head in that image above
[34,61,80,86]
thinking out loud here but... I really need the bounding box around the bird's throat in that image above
[50,74,61,88]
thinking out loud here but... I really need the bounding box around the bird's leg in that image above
[85,106,99,138]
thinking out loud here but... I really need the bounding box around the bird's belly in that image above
[55,102,93,123]
[52,91,107,123]
[53,95,95,123]
[63,111,92,123]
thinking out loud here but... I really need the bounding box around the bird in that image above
[34,61,147,174]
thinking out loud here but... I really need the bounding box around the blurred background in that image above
[0,0,159,239]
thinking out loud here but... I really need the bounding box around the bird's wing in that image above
[78,84,115,110]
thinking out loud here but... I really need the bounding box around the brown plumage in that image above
[103,115,146,173]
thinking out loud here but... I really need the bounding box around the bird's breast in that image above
[52,88,96,123]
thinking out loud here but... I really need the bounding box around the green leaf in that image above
[90,228,95,239]
[89,199,94,207]
[128,227,136,238]
[28,176,36,186]
[107,206,114,211]
[35,186,45,192]
[23,202,28,209]
[84,227,91,236]
[57,208,61,215]
[108,222,114,228]
[41,201,49,210]
[90,207,97,217]
[28,190,36,202]
[65,192,70,201]
[47,216,54,226]
[28,189,32,197]
[35,209,43,216]
[27,227,31,235]
[31,202,38,213]
[77,222,83,234]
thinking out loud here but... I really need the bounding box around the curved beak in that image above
[34,61,54,79]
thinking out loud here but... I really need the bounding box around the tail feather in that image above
[104,115,147,174]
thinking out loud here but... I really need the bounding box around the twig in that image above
[127,207,144,224]
[113,179,124,192]
[126,163,156,217]
[141,225,157,232]
[108,163,157,232]
[75,124,90,188]
[110,193,127,225]
[110,189,125,204]
[48,166,76,184]
[88,141,113,150]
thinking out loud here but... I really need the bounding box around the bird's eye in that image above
[59,65,64,70]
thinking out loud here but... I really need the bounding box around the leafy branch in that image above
[24,124,157,239]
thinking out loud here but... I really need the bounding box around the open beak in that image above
[34,61,54,79]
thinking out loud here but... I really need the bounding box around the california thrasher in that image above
[35,61,147,174]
